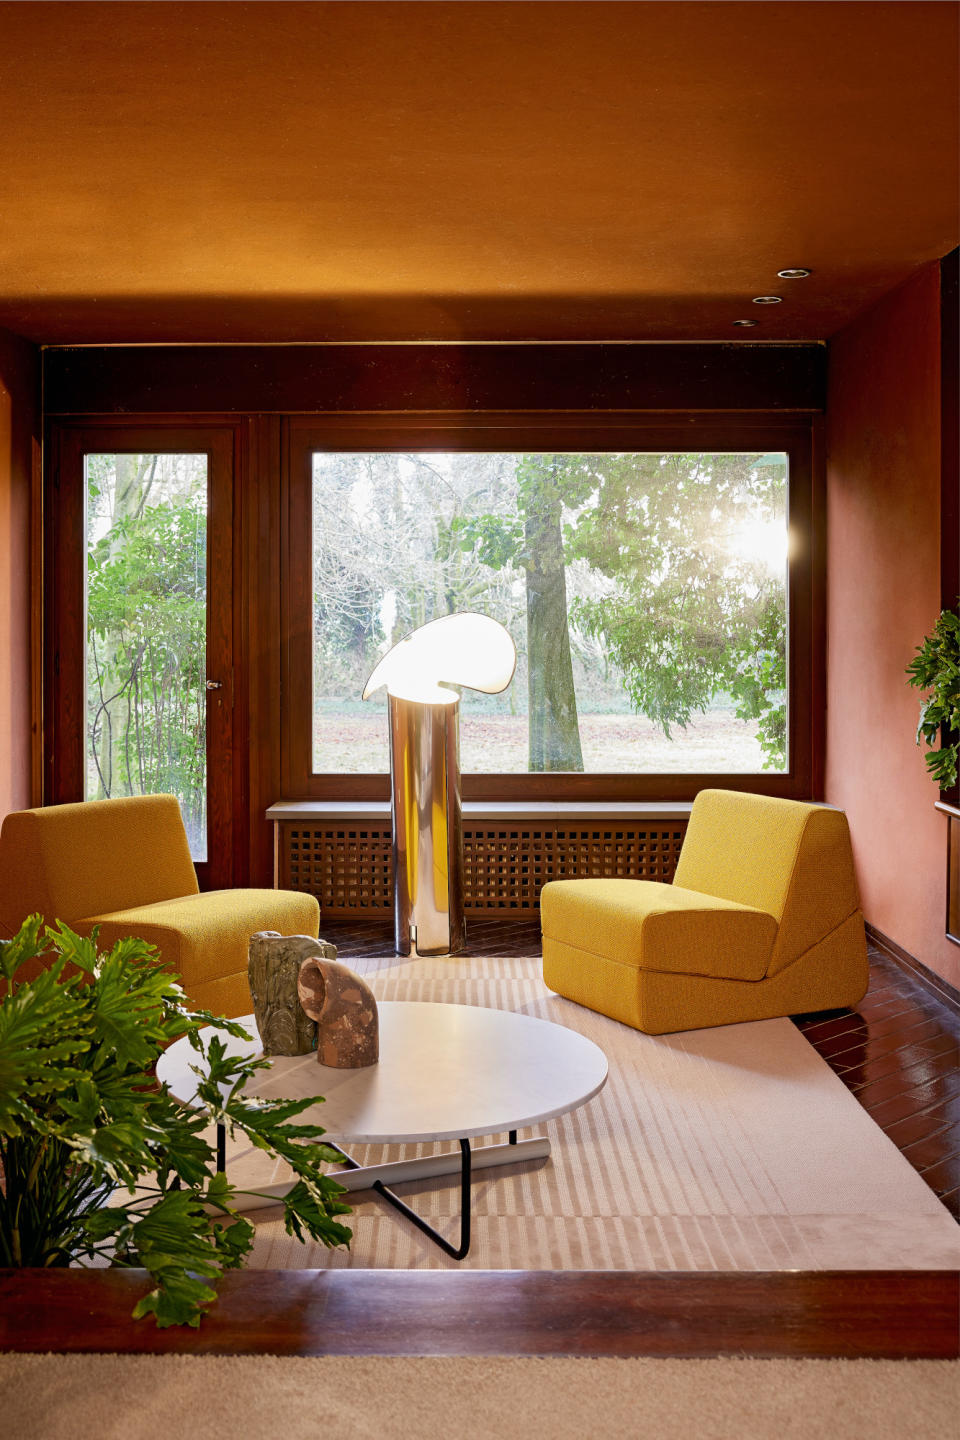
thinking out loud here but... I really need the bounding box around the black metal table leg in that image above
[322,1139,361,1173]
[359,1138,474,1261]
[301,1137,477,1260]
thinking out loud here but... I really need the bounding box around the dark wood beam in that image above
[0,1269,955,1359]
[43,343,826,416]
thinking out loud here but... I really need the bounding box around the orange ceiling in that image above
[0,1,956,345]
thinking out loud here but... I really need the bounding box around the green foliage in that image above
[566,453,787,766]
[906,606,960,789]
[455,512,524,571]
[456,452,789,769]
[727,596,787,768]
[86,474,207,848]
[453,454,597,573]
[0,920,351,1326]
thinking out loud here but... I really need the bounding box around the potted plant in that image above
[906,605,960,789]
[0,916,351,1327]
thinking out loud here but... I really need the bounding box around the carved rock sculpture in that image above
[297,956,380,1068]
[247,931,337,1056]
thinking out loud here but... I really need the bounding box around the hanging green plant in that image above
[0,918,352,1327]
[906,606,960,789]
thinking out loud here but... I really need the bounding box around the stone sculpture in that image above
[247,931,337,1056]
[297,956,380,1068]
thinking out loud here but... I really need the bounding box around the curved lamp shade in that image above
[362,613,517,706]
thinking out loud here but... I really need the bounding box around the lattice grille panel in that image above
[279,821,688,916]
[463,826,686,909]
[283,826,394,912]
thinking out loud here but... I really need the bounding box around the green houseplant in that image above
[0,917,351,1326]
[906,606,960,789]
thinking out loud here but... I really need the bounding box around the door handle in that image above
[205,680,223,691]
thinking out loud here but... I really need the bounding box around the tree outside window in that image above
[311,451,788,777]
[85,453,208,858]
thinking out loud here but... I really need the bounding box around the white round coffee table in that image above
[158,1001,607,1259]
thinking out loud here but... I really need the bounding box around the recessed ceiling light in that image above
[777,268,812,279]
[732,319,758,327]
[753,295,782,305]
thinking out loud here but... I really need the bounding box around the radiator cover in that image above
[278,820,688,915]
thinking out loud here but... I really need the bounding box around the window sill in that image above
[266,799,694,823]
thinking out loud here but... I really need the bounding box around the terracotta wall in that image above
[825,262,958,989]
[0,326,39,821]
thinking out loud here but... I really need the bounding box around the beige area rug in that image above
[1,1354,957,1440]
[222,955,959,1272]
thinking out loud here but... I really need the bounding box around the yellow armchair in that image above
[0,794,320,1018]
[541,789,868,1034]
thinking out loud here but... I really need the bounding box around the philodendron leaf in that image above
[88,949,172,1070]
[81,1207,133,1243]
[0,914,47,985]
[927,748,959,786]
[0,967,90,1133]
[132,1273,217,1330]
[185,1009,255,1043]
[127,1186,263,1328]
[281,1180,353,1248]
[204,1170,233,1208]
[66,1118,158,1181]
[211,1213,255,1269]
[44,922,101,976]
[226,1094,331,1132]
[188,1034,260,1117]
[148,1106,218,1190]
[55,1074,102,1134]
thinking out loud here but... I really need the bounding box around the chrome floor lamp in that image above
[363,614,516,957]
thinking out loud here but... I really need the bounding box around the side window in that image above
[85,452,209,859]
[46,425,235,889]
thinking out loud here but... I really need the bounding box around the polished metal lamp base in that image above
[389,694,466,957]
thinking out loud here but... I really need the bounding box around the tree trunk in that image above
[523,459,584,772]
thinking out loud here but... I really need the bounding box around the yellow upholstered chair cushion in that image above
[76,888,320,1018]
[540,879,776,981]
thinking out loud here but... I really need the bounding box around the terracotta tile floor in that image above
[794,943,960,1220]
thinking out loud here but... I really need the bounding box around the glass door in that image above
[47,427,235,890]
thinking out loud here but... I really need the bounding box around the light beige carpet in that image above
[1,1354,957,1440]
[219,955,959,1272]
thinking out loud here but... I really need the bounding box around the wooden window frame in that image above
[282,411,821,802]
[44,419,242,890]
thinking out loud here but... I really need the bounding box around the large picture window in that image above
[285,419,816,801]
[311,449,788,776]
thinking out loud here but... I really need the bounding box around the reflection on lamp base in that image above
[389,694,466,958]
